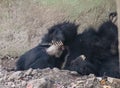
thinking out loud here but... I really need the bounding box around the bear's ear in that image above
[48,24,59,34]
[48,28,56,34]
[109,12,117,20]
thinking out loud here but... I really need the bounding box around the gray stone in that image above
[25,68,33,76]
[52,68,60,73]
[107,77,114,83]
[84,77,95,88]
[7,82,15,88]
[0,84,9,88]
[27,77,54,88]
[69,71,78,75]
[8,71,23,80]
[0,72,4,77]
[21,81,27,87]
[31,69,38,75]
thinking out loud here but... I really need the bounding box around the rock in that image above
[25,68,33,76]
[0,66,120,88]
[107,77,114,83]
[0,78,3,82]
[96,77,102,81]
[24,75,33,81]
[0,66,7,77]
[103,85,111,88]
[69,71,79,75]
[27,77,54,88]
[7,82,15,88]
[0,85,9,88]
[68,80,85,88]
[8,71,23,80]
[31,69,38,75]
[52,68,60,73]
[21,81,27,87]
[88,74,95,78]
[0,71,4,77]
[84,77,96,88]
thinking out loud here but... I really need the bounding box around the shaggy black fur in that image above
[41,22,78,45]
[16,22,78,70]
[16,44,67,70]
[65,13,119,78]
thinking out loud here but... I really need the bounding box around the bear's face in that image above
[46,41,65,57]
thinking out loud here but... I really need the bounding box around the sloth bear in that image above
[16,12,119,78]
[16,22,78,70]
[64,28,100,75]
[16,41,67,70]
[41,22,78,45]
[65,12,120,78]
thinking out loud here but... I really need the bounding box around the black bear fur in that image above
[16,22,78,70]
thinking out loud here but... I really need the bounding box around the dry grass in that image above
[0,0,116,57]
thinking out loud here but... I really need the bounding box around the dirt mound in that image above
[0,67,120,88]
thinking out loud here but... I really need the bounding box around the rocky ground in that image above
[0,56,120,88]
